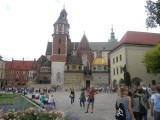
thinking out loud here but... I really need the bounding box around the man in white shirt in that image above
[150,86,160,120]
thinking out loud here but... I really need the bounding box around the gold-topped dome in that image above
[92,58,106,65]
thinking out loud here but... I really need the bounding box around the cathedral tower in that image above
[51,8,70,85]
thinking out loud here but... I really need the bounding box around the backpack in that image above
[154,94,160,112]
[115,102,126,120]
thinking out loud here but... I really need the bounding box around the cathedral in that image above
[45,8,117,90]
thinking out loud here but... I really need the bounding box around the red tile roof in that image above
[5,60,35,70]
[114,31,160,50]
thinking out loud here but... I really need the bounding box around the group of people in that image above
[39,93,56,107]
[69,86,97,113]
[115,82,160,120]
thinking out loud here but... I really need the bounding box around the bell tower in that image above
[51,8,70,85]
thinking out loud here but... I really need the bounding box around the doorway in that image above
[86,80,90,88]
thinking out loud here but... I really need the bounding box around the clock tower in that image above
[51,8,70,85]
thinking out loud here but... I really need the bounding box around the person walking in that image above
[79,88,86,108]
[150,86,160,120]
[85,86,97,113]
[116,85,135,120]
[70,88,75,104]
[138,88,150,120]
[132,88,142,120]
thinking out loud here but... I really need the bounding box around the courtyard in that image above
[25,91,151,120]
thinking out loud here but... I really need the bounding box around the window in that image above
[113,68,115,75]
[67,66,69,70]
[120,55,122,61]
[10,70,14,74]
[58,48,60,54]
[116,56,118,63]
[104,67,106,70]
[56,72,60,81]
[16,71,19,74]
[113,58,115,64]
[82,54,87,66]
[79,66,81,70]
[117,68,119,75]
[152,80,156,85]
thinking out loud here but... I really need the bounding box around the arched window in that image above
[56,72,60,81]
[82,54,87,66]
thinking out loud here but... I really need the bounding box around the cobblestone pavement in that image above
[26,91,153,120]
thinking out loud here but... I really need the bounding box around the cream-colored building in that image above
[0,56,5,90]
[109,31,160,87]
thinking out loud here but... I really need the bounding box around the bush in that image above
[1,107,66,120]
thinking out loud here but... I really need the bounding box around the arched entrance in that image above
[86,80,90,88]
[119,78,125,85]
[131,77,143,87]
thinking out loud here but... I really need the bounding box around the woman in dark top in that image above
[70,88,75,104]
[79,88,86,108]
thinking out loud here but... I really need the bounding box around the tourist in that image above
[85,86,97,113]
[138,88,150,120]
[132,87,143,120]
[70,88,75,104]
[40,93,48,104]
[116,85,135,120]
[48,94,56,107]
[79,88,86,108]
[150,86,160,120]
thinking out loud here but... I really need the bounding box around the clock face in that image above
[98,66,101,70]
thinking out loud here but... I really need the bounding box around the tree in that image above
[143,44,160,75]
[145,0,160,28]
[123,65,131,88]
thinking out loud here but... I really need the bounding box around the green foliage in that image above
[143,44,160,75]
[123,65,131,87]
[145,0,160,28]
[124,72,131,87]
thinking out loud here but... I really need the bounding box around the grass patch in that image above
[0,93,18,104]
[0,93,36,108]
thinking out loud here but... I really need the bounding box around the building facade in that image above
[46,8,117,90]
[0,56,5,90]
[5,58,38,86]
[109,31,160,88]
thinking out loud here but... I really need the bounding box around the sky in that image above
[0,0,159,61]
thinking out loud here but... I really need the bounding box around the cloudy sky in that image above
[0,0,159,61]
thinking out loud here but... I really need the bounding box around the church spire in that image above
[108,25,117,42]
[111,25,115,39]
